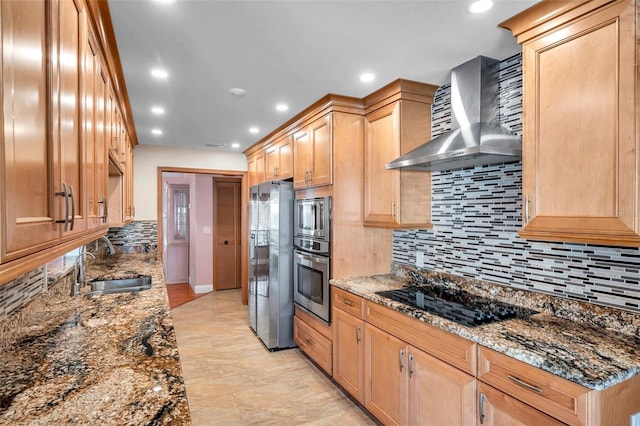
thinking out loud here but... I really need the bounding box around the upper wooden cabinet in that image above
[293,113,333,189]
[500,0,640,246]
[247,150,265,188]
[363,80,438,228]
[265,135,293,181]
[1,0,137,284]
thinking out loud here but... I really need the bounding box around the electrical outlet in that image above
[416,251,424,268]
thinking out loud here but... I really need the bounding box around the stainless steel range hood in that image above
[386,56,521,172]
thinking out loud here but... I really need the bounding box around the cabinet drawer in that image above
[294,316,332,374]
[332,287,364,318]
[478,346,590,425]
[364,300,476,375]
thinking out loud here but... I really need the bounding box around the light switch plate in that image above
[416,251,424,268]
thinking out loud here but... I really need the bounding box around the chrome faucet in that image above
[72,247,96,296]
[99,235,115,255]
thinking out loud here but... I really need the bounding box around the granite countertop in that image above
[331,264,640,391]
[0,254,190,425]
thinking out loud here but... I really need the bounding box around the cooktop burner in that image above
[375,285,537,328]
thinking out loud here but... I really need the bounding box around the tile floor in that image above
[170,289,379,425]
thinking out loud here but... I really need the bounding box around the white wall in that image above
[133,144,247,220]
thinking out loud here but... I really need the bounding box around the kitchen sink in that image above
[87,275,152,295]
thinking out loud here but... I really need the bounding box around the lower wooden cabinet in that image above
[364,323,408,425]
[409,347,476,426]
[478,382,564,426]
[332,307,365,403]
[363,323,476,426]
[293,308,332,374]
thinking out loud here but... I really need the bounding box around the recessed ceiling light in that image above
[231,142,241,149]
[151,106,165,115]
[249,127,259,134]
[360,72,375,83]
[467,0,493,14]
[151,128,163,135]
[275,103,289,112]
[151,68,168,79]
[229,88,247,97]
[152,0,178,3]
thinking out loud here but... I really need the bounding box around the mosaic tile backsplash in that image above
[393,54,640,313]
[107,221,158,254]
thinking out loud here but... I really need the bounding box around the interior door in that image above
[213,178,241,290]
[164,184,190,284]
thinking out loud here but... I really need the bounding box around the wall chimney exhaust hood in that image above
[386,56,521,172]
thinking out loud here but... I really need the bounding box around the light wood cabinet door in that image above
[247,150,265,187]
[1,0,60,262]
[83,23,108,229]
[293,315,332,374]
[510,0,640,246]
[55,0,87,236]
[364,100,432,228]
[478,382,564,426]
[408,346,476,426]
[364,323,407,426]
[125,137,134,221]
[332,307,365,403]
[265,135,293,180]
[293,113,333,188]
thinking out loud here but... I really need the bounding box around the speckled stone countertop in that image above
[0,254,190,425]
[331,263,640,391]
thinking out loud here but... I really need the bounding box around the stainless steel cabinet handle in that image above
[69,184,75,231]
[479,392,485,424]
[399,349,404,372]
[391,202,396,220]
[525,195,530,223]
[98,196,107,223]
[341,298,353,306]
[507,375,543,394]
[355,326,361,344]
[55,182,69,231]
[408,353,414,379]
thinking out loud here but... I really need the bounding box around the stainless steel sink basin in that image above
[87,275,152,295]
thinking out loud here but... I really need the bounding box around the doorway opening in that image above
[157,167,248,304]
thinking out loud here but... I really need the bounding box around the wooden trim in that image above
[243,94,364,157]
[0,226,107,285]
[499,0,620,43]
[84,0,138,147]
[363,78,438,114]
[155,166,248,303]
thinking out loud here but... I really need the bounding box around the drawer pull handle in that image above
[341,298,353,306]
[479,392,485,424]
[355,326,361,344]
[399,349,404,372]
[508,375,543,394]
[408,353,414,379]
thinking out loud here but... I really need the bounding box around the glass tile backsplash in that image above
[393,53,640,313]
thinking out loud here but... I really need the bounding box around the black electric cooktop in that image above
[375,284,537,328]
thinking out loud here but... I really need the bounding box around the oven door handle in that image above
[294,250,329,267]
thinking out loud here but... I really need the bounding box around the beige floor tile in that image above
[171,289,378,425]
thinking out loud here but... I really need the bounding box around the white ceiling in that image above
[108,0,536,153]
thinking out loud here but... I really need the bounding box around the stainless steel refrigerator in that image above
[248,181,295,350]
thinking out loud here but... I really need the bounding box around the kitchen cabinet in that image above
[2,0,88,265]
[500,0,640,246]
[477,382,564,426]
[124,137,134,222]
[293,113,332,189]
[265,134,293,180]
[293,307,332,374]
[247,150,265,187]
[363,80,437,228]
[83,23,109,229]
[332,288,365,403]
[1,0,137,284]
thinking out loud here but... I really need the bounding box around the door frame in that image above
[156,166,249,304]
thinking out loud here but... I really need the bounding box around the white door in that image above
[164,184,190,284]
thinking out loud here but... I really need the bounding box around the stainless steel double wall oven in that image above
[293,196,331,323]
